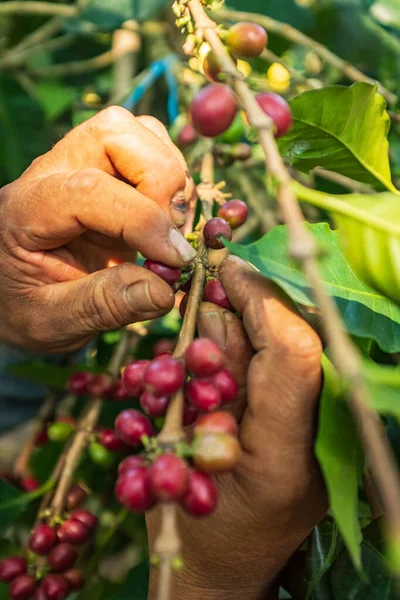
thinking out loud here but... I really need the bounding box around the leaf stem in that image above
[0,2,77,17]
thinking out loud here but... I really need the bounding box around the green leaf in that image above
[0,478,54,535]
[305,519,342,600]
[370,0,400,29]
[7,362,73,389]
[35,81,78,123]
[362,361,400,421]
[315,356,364,570]
[279,83,395,192]
[226,223,400,354]
[108,562,149,600]
[70,0,169,30]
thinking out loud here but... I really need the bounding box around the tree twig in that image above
[0,2,77,17]
[110,27,141,104]
[312,167,376,194]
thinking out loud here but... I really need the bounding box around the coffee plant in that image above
[1,0,400,599]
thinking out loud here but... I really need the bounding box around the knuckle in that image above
[95,105,133,129]
[138,115,168,136]
[274,319,322,371]
[79,274,128,331]
[65,167,104,198]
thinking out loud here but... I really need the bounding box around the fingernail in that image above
[169,228,197,263]
[197,311,227,350]
[226,255,257,271]
[126,281,167,312]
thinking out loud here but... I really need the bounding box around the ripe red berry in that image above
[70,510,97,531]
[21,477,40,492]
[203,279,234,312]
[118,455,146,476]
[153,339,175,357]
[34,428,48,447]
[67,372,94,395]
[57,519,90,546]
[186,379,221,412]
[112,379,131,401]
[48,543,77,572]
[217,200,248,229]
[179,293,189,319]
[181,470,218,517]
[194,411,238,437]
[122,360,150,397]
[87,374,115,398]
[64,568,84,591]
[41,574,70,600]
[190,84,238,138]
[115,467,156,513]
[226,22,267,58]
[66,483,87,510]
[140,391,169,418]
[34,587,47,600]
[9,575,36,600]
[211,369,238,404]
[99,428,126,452]
[203,217,232,250]
[115,409,153,447]
[144,357,186,397]
[28,524,56,555]
[194,433,241,473]
[185,338,224,377]
[183,404,199,426]
[0,557,27,583]
[144,260,182,286]
[203,50,236,83]
[149,454,189,501]
[254,92,292,138]
[177,123,197,148]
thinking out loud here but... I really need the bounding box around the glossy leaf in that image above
[226,223,400,353]
[108,562,149,600]
[0,478,53,535]
[71,0,170,30]
[279,83,395,191]
[304,519,342,600]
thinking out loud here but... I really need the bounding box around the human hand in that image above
[0,107,196,352]
[147,255,326,600]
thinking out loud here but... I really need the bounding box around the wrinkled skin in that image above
[0,107,196,352]
[147,256,327,600]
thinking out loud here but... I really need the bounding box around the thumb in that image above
[32,263,175,352]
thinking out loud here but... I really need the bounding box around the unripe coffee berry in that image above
[115,409,153,447]
[217,200,248,229]
[203,217,232,249]
[226,22,267,58]
[194,433,241,473]
[149,454,189,501]
[185,338,224,377]
[144,260,182,286]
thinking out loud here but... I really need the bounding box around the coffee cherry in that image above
[190,84,238,138]
[34,587,47,600]
[66,483,87,510]
[194,433,241,473]
[9,575,36,600]
[149,454,189,501]
[48,543,77,572]
[211,369,239,404]
[122,360,150,397]
[28,524,56,555]
[183,404,199,426]
[195,411,238,437]
[0,557,27,583]
[57,519,90,546]
[118,455,145,476]
[41,575,70,600]
[89,441,115,468]
[64,569,84,591]
[113,380,131,401]
[48,421,74,443]
[230,143,252,162]
[34,428,48,447]
[115,409,153,447]
[67,372,94,395]
[70,510,97,531]
[203,217,232,250]
[226,22,267,58]
[181,470,218,517]
[254,92,292,138]
[144,260,182,286]
[21,477,40,492]
[144,357,186,397]
[186,379,221,412]
[185,338,224,377]
[179,293,189,319]
[177,124,197,148]
[153,339,175,357]
[115,467,156,513]
[203,279,234,312]
[87,374,115,398]
[140,391,169,418]
[99,429,126,452]
[217,200,248,229]
[203,50,236,83]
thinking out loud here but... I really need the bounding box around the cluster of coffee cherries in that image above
[0,486,96,600]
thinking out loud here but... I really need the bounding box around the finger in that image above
[24,263,175,352]
[8,169,196,267]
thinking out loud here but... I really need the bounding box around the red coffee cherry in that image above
[122,360,150,397]
[99,428,126,452]
[179,293,189,319]
[203,50,237,83]
[190,84,238,138]
[87,374,115,398]
[41,574,70,600]
[181,470,218,517]
[177,123,197,148]
[217,200,248,229]
[211,369,239,404]
[194,433,241,473]
[144,357,186,397]
[254,92,292,138]
[226,21,267,58]
[118,455,146,476]
[149,454,189,502]
[67,372,94,395]
[64,568,84,591]
[113,380,131,401]
[144,260,182,286]
[203,217,232,250]
[203,279,234,312]
[28,524,56,555]
[48,543,77,572]
[70,510,97,532]
[115,467,156,513]
[186,379,221,412]
[21,477,40,492]
[153,338,175,357]
[9,575,36,600]
[57,519,90,546]
[115,409,153,447]
[66,483,87,510]
[0,557,27,583]
[34,587,47,600]
[34,428,48,447]
[140,391,169,418]
[194,411,238,437]
[185,338,224,377]
[183,404,199,426]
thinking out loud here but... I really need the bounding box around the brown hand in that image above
[0,107,196,352]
